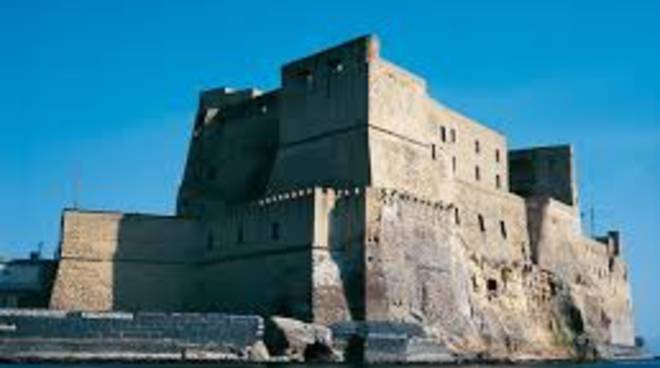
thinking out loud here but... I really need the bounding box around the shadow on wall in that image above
[329,198,365,322]
[111,214,196,312]
[526,197,549,265]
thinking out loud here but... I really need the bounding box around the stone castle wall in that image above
[47,35,637,360]
[50,211,205,312]
[195,189,318,319]
[177,88,279,217]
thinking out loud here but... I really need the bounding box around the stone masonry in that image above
[49,35,637,360]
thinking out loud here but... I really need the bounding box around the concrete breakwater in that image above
[0,309,455,363]
[0,309,267,362]
[0,309,645,363]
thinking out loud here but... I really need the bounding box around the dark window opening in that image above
[295,68,314,90]
[475,140,480,153]
[271,222,280,241]
[452,156,457,173]
[327,59,344,73]
[500,220,507,239]
[487,278,498,292]
[454,207,461,225]
[296,68,312,79]
[237,224,244,244]
[475,165,481,181]
[431,144,437,160]
[478,214,486,232]
[608,257,615,272]
[495,149,501,163]
[495,174,501,189]
[440,126,446,142]
[549,280,557,296]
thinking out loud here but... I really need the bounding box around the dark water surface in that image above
[1,360,659,368]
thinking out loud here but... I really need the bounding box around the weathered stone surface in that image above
[265,316,338,362]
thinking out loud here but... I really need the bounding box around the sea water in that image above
[1,360,659,368]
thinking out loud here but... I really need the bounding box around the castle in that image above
[48,35,636,359]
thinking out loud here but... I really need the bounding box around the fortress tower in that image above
[49,35,636,360]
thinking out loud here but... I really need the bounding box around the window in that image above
[454,207,461,225]
[495,149,501,163]
[295,68,314,90]
[237,224,244,244]
[327,59,344,74]
[487,278,498,292]
[452,156,457,173]
[271,222,280,241]
[450,129,456,143]
[495,174,501,189]
[440,126,446,142]
[431,144,437,160]
[475,140,480,153]
[475,165,481,181]
[500,220,507,239]
[478,214,486,232]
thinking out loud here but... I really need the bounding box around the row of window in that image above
[437,126,502,164]
[474,165,502,189]
[446,154,503,189]
[209,212,508,252]
[439,126,457,143]
[453,207,508,239]
[475,139,502,164]
[206,222,281,251]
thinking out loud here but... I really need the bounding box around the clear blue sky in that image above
[1,0,658,353]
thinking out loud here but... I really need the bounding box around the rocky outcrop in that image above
[265,316,339,362]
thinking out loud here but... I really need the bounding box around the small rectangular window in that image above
[478,214,486,232]
[450,129,456,143]
[496,174,501,189]
[440,126,446,142]
[475,165,481,181]
[452,156,457,173]
[500,220,507,239]
[475,140,480,154]
[431,144,437,160]
[454,207,461,225]
[495,149,501,163]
